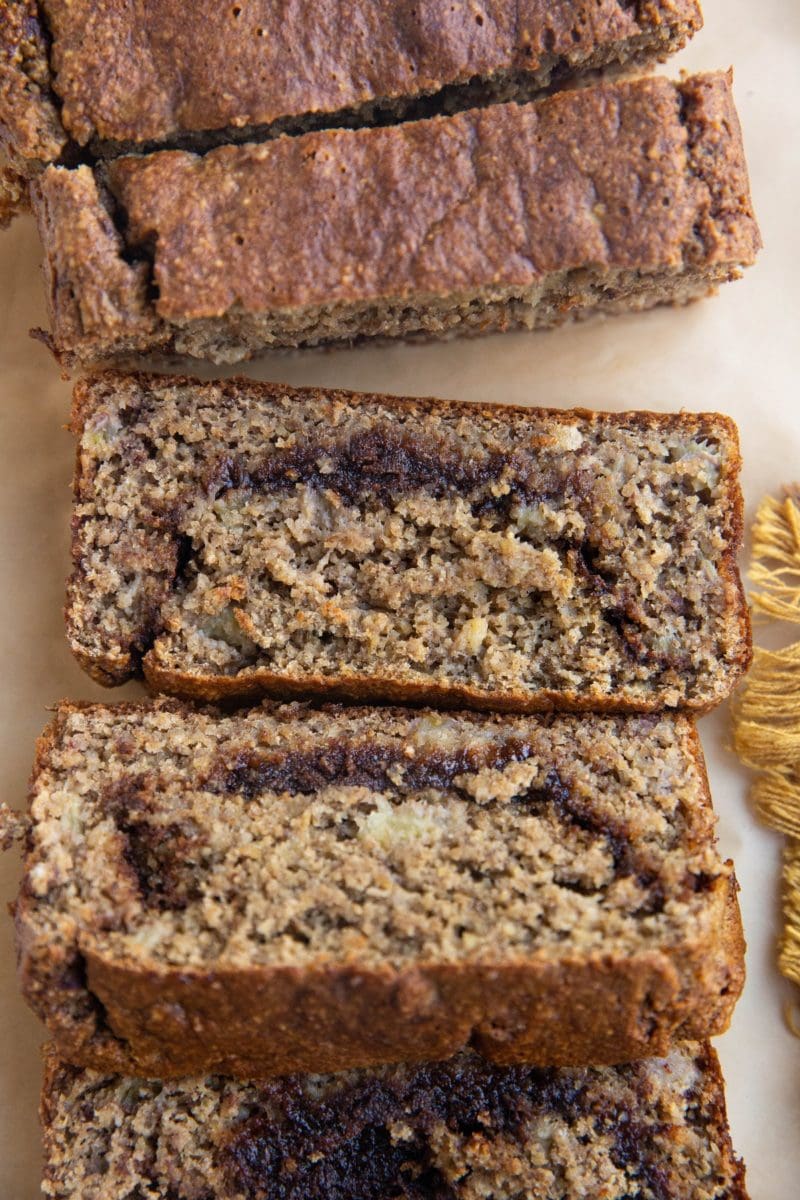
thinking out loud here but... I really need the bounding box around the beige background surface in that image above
[1,1,799,1195]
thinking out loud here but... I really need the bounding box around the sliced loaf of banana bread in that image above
[9,699,744,1077]
[31,71,759,365]
[40,1042,748,1199]
[68,373,750,712]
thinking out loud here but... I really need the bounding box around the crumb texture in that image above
[31,72,759,364]
[69,374,749,712]
[0,1,66,162]
[0,155,28,225]
[41,1044,749,1199]
[16,700,743,1075]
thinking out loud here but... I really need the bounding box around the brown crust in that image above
[694,1042,751,1200]
[68,874,744,1078]
[52,0,702,147]
[31,71,760,366]
[30,164,156,364]
[68,370,752,714]
[4,1,701,152]
[16,699,745,1078]
[0,0,701,229]
[140,659,749,717]
[108,71,757,320]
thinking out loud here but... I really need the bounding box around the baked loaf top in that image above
[1,1,701,158]
[41,1043,748,1200]
[30,71,760,365]
[69,373,749,713]
[11,699,743,1075]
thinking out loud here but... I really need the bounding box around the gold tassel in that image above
[780,844,800,989]
[749,488,800,622]
[731,488,800,1019]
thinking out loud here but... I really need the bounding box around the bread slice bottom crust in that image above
[15,701,745,1077]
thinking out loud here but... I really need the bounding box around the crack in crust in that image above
[2,2,702,159]
[29,70,758,365]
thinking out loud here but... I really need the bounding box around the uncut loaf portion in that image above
[40,1043,748,1200]
[9,699,744,1078]
[0,1,703,227]
[68,373,750,713]
[31,71,759,366]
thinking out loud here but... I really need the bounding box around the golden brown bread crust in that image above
[2,1,701,156]
[31,71,760,366]
[14,699,745,1078]
[51,0,703,146]
[20,874,745,1078]
[31,165,155,360]
[62,873,743,1078]
[68,371,752,713]
[0,0,702,229]
[108,73,753,320]
[141,655,751,717]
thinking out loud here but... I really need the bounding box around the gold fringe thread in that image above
[749,488,800,623]
[732,489,800,1012]
[781,843,800,990]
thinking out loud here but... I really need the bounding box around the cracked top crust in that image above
[2,0,702,157]
[110,71,756,319]
[30,71,760,362]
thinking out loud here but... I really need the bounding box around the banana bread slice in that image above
[40,1042,748,1200]
[68,373,750,713]
[1,1,702,227]
[30,71,759,366]
[9,699,744,1078]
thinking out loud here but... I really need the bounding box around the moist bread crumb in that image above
[30,71,760,366]
[0,156,30,226]
[68,373,750,713]
[0,0,67,226]
[40,1042,748,1199]
[13,698,744,1077]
